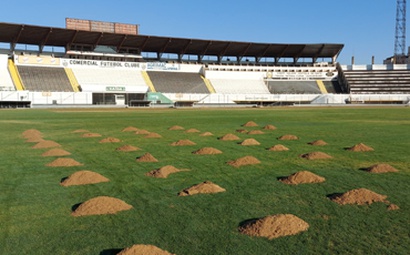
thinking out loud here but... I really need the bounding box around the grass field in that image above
[0,106,409,255]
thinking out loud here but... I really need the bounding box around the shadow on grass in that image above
[60,176,68,183]
[238,217,260,229]
[100,248,123,255]
[71,202,82,212]
[326,192,344,200]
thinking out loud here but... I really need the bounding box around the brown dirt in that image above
[218,133,240,141]
[200,132,214,136]
[330,188,388,205]
[168,125,184,130]
[22,129,42,138]
[135,129,150,135]
[72,129,89,133]
[136,153,158,162]
[41,148,71,157]
[99,137,121,143]
[82,133,102,137]
[116,145,141,152]
[46,158,83,167]
[32,140,61,149]
[60,170,109,186]
[185,128,200,133]
[239,138,261,146]
[25,136,45,143]
[268,144,289,151]
[145,165,185,178]
[145,132,162,138]
[242,121,258,127]
[387,204,400,211]
[192,147,223,155]
[279,171,325,185]
[227,156,261,167]
[247,130,265,135]
[308,140,328,146]
[178,181,226,196]
[277,135,299,140]
[71,196,133,217]
[346,143,374,152]
[300,152,333,160]
[170,139,196,146]
[365,163,399,173]
[239,214,309,239]
[122,126,140,132]
[117,244,174,255]
[236,129,248,134]
[263,125,277,130]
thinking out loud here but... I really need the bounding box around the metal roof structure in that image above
[0,22,344,63]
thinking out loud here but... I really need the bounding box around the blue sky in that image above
[1,0,402,64]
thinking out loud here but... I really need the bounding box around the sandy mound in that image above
[365,163,399,173]
[346,143,374,152]
[82,133,102,137]
[200,132,214,136]
[178,181,226,196]
[116,145,141,152]
[122,126,139,132]
[236,129,248,134]
[279,171,325,185]
[242,121,258,127]
[46,158,83,167]
[22,129,42,138]
[25,136,45,143]
[72,129,89,133]
[135,129,150,135]
[71,196,132,217]
[41,148,71,157]
[145,165,184,178]
[32,140,61,149]
[227,156,261,167]
[136,153,158,162]
[278,134,299,140]
[330,188,388,205]
[239,214,309,239]
[387,204,400,211]
[185,128,200,133]
[263,125,277,130]
[60,170,109,186]
[308,140,328,146]
[99,137,121,143]
[118,244,174,255]
[239,138,261,146]
[247,130,265,135]
[218,133,240,141]
[145,132,162,138]
[168,125,184,130]
[300,152,332,160]
[170,139,196,146]
[192,147,223,155]
[268,144,289,151]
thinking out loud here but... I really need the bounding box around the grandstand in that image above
[0,20,409,108]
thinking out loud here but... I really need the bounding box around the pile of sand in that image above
[300,152,332,160]
[136,153,158,162]
[22,129,42,138]
[60,170,109,186]
[185,128,200,133]
[41,148,71,157]
[200,132,214,136]
[247,130,264,135]
[168,125,184,130]
[364,163,399,173]
[145,132,162,138]
[242,121,258,127]
[25,136,45,143]
[192,147,222,155]
[72,129,89,133]
[170,139,196,146]
[116,145,141,152]
[268,144,289,151]
[135,129,150,135]
[71,196,132,217]
[346,143,374,152]
[218,134,240,141]
[239,214,309,239]
[178,181,226,196]
[330,188,388,205]
[263,125,277,130]
[99,137,121,143]
[46,158,83,167]
[277,135,299,140]
[279,171,325,185]
[32,140,61,149]
[387,204,400,211]
[117,244,174,255]
[227,156,261,167]
[308,140,328,146]
[82,133,102,138]
[236,129,248,134]
[122,126,139,132]
[239,138,260,146]
[145,165,184,178]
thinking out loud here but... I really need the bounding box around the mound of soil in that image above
[168,125,184,130]
[136,153,158,162]
[277,135,299,140]
[239,214,309,239]
[192,147,223,155]
[122,126,139,132]
[99,137,121,143]
[25,136,45,143]
[170,139,196,146]
[239,138,261,146]
[46,158,83,167]
[330,188,388,205]
[200,132,214,136]
[346,143,374,152]
[308,140,328,146]
[145,132,162,138]
[41,148,71,157]
[236,129,248,134]
[218,133,240,141]
[72,129,89,133]
[60,170,109,186]
[71,196,132,217]
[387,204,400,211]
[145,165,184,178]
[263,125,277,130]
[300,152,332,160]
[242,121,258,127]
[118,244,174,255]
[178,181,226,196]
[365,163,399,173]
[268,144,289,151]
[82,133,102,138]
[32,140,61,149]
[185,128,200,133]
[279,171,325,185]
[227,156,261,167]
[247,130,265,135]
[135,129,150,135]
[116,145,141,152]
[22,129,42,138]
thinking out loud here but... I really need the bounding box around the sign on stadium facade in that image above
[66,18,139,35]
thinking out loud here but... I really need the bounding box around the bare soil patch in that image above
[145,132,162,138]
[99,137,121,143]
[72,129,89,133]
[346,143,374,152]
[122,126,139,132]
[263,125,277,130]
[178,181,226,196]
[25,136,45,143]
[145,165,185,178]
[277,135,299,140]
[236,129,248,134]
[71,196,132,216]
[239,138,261,146]
[300,152,332,160]
[242,121,258,127]
[22,129,42,138]
[168,125,184,130]
[136,153,158,162]
[239,214,309,239]
[117,244,174,255]
[192,147,222,155]
[116,145,141,152]
[279,171,325,185]
[308,140,328,146]
[268,144,289,151]
[32,140,61,149]
[200,132,214,136]
[41,148,71,157]
[247,130,265,135]
[330,188,388,205]
[218,133,240,141]
[61,170,109,186]
[135,129,150,135]
[82,133,102,138]
[170,139,196,146]
[46,158,83,167]
[185,128,200,133]
[227,156,261,167]
[387,204,400,211]
[364,163,399,173]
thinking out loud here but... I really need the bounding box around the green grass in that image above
[0,107,409,255]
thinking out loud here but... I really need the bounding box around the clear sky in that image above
[1,0,402,64]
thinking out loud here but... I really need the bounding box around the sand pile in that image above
[22,129,42,138]
[122,126,139,132]
[185,128,200,133]
[365,163,399,173]
[239,214,309,239]
[308,140,328,146]
[72,129,89,133]
[145,132,162,138]
[117,244,174,255]
[330,188,388,205]
[32,140,61,149]
[300,152,332,160]
[41,148,71,157]
[135,129,150,135]
[46,158,83,167]
[178,181,226,196]
[387,204,400,211]
[116,145,141,152]
[279,171,325,185]
[71,196,132,216]
[346,143,374,152]
[263,125,277,130]
[200,132,214,136]
[136,153,158,162]
[192,147,222,155]
[168,125,184,130]
[82,133,102,137]
[268,144,289,151]
[236,129,248,134]
[99,137,121,143]
[242,121,258,127]
[227,156,261,167]
[170,139,196,146]
[239,138,260,146]
[218,134,240,141]
[278,135,299,140]
[247,130,264,135]
[145,165,184,178]
[25,136,45,143]
[60,170,109,186]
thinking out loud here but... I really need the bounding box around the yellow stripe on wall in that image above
[316,80,328,94]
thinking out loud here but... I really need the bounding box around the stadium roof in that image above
[0,22,344,63]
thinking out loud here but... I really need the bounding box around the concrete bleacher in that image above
[323,80,343,93]
[0,54,15,91]
[147,71,209,93]
[17,66,73,92]
[206,70,270,94]
[266,80,321,94]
